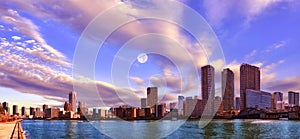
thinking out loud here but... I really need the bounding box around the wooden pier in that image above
[0,120,25,139]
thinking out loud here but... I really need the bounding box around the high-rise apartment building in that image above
[222,68,234,111]
[295,92,299,106]
[157,103,166,118]
[178,96,184,116]
[2,102,9,115]
[240,64,260,110]
[13,105,18,115]
[141,98,147,108]
[288,91,299,106]
[69,91,77,112]
[201,65,215,101]
[272,92,283,110]
[30,107,35,116]
[78,101,87,115]
[147,87,158,107]
[21,106,26,116]
[43,104,49,112]
[64,102,72,111]
[201,65,215,115]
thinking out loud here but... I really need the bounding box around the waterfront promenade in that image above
[0,120,26,139]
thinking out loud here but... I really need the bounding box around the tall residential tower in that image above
[222,68,234,111]
[201,65,215,101]
[69,91,77,112]
[240,64,260,110]
[147,87,158,107]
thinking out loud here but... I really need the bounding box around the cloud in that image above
[203,0,297,27]
[11,36,21,41]
[244,50,257,62]
[264,76,300,102]
[130,76,146,89]
[263,40,287,53]
[273,41,286,49]
[4,0,215,69]
[159,93,177,104]
[264,77,300,92]
[0,0,225,107]
[0,47,141,107]
[1,9,66,59]
[149,66,183,92]
[261,60,285,83]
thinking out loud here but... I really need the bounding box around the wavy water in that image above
[21,119,300,138]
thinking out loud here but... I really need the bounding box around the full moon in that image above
[137,53,148,63]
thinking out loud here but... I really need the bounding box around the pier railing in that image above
[10,120,25,139]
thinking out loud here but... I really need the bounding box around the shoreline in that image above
[0,119,26,139]
[21,117,300,121]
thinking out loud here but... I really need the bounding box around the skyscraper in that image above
[288,91,295,106]
[240,64,260,110]
[272,92,283,110]
[43,104,49,112]
[2,102,9,115]
[141,98,147,108]
[222,68,234,111]
[295,92,299,106]
[178,96,184,116]
[201,65,215,115]
[201,65,215,101]
[30,107,35,116]
[69,91,77,112]
[78,101,87,115]
[13,105,18,115]
[21,106,26,116]
[147,87,158,107]
[157,103,166,118]
[288,91,299,106]
[64,102,72,111]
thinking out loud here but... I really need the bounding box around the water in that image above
[21,119,300,138]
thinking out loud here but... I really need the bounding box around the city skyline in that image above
[2,63,300,115]
[0,1,300,108]
[1,63,299,110]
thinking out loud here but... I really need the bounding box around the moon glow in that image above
[137,53,148,63]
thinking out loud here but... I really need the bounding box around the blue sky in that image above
[0,0,300,110]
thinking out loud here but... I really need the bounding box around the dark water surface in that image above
[21,119,300,138]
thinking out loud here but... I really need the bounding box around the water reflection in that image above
[21,119,300,138]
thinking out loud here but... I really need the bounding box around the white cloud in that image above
[130,76,146,89]
[203,0,297,27]
[273,41,286,49]
[244,50,257,62]
[0,0,226,106]
[1,9,66,59]
[11,35,21,41]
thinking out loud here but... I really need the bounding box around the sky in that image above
[0,0,300,111]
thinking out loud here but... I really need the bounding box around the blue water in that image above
[21,119,300,138]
